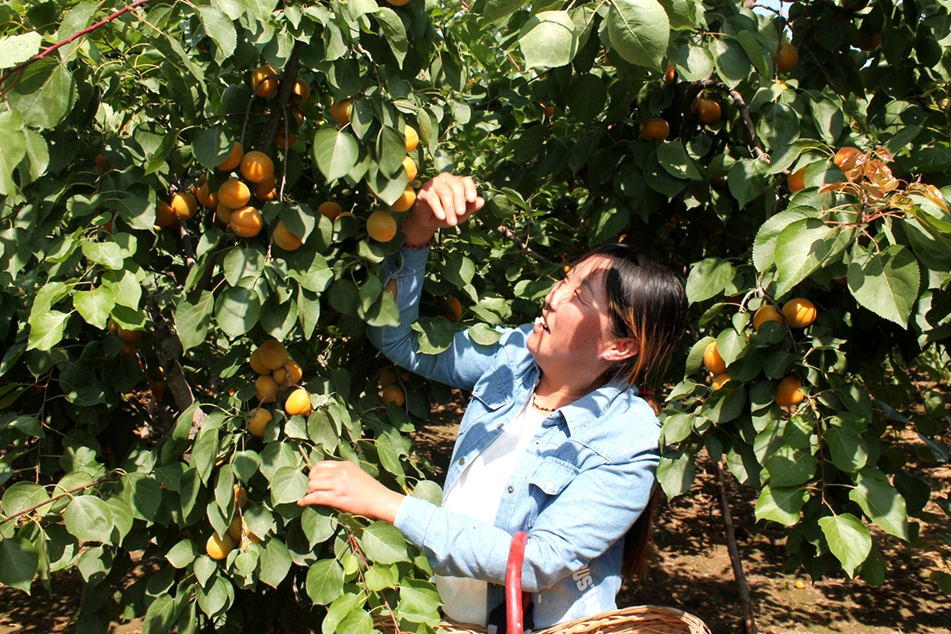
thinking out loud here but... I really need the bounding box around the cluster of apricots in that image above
[705,297,816,407]
[379,366,406,407]
[247,339,311,440]
[326,95,421,243]
[206,484,261,560]
[648,40,800,145]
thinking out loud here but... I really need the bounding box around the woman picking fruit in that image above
[299,173,687,629]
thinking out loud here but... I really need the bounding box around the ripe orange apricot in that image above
[753,305,784,330]
[776,376,805,406]
[712,373,731,390]
[217,141,244,172]
[542,104,555,119]
[228,517,243,542]
[773,42,799,74]
[206,533,235,560]
[664,63,676,84]
[254,179,278,203]
[292,79,311,103]
[859,32,880,51]
[170,192,198,220]
[402,156,418,182]
[216,203,234,224]
[247,407,271,436]
[250,348,270,374]
[273,220,303,251]
[282,360,303,384]
[782,298,817,328]
[389,186,416,213]
[382,385,405,406]
[285,388,313,416]
[318,201,342,220]
[251,64,279,97]
[94,154,109,173]
[255,374,280,403]
[218,178,251,209]
[641,117,669,143]
[240,151,274,183]
[380,367,398,388]
[155,201,176,228]
[697,99,721,124]
[367,211,397,242]
[703,341,727,375]
[444,297,463,323]
[331,99,353,125]
[197,183,219,208]
[404,125,419,152]
[258,340,289,370]
[833,147,861,169]
[788,167,807,193]
[231,206,263,238]
[234,485,248,509]
[275,132,297,148]
[387,0,410,6]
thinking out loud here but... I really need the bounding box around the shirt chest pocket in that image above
[526,457,580,526]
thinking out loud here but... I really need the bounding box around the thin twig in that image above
[714,460,759,634]
[0,478,117,525]
[699,79,765,159]
[347,531,402,634]
[256,42,305,154]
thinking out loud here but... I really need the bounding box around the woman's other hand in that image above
[401,172,484,246]
[297,460,405,523]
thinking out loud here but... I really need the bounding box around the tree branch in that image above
[0,478,117,526]
[700,79,766,160]
[714,460,759,634]
[256,41,305,154]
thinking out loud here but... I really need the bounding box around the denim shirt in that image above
[366,246,661,629]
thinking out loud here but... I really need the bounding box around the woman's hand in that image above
[297,460,405,524]
[401,172,484,246]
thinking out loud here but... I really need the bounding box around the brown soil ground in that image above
[2,395,949,634]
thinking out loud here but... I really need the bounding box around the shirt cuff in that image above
[393,495,438,548]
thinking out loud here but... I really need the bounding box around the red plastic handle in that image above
[506,531,529,634]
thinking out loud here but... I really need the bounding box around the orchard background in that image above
[1,0,951,631]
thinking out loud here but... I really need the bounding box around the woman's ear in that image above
[604,337,639,362]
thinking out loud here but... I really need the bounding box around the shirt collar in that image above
[536,374,639,434]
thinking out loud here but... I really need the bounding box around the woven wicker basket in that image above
[375,604,711,634]
[375,533,711,634]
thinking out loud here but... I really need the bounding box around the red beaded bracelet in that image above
[404,240,432,250]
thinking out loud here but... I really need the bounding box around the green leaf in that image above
[82,240,124,270]
[481,0,530,23]
[175,291,214,352]
[468,323,502,346]
[712,37,750,88]
[603,0,669,70]
[662,412,695,444]
[312,127,359,183]
[826,418,869,473]
[755,485,808,526]
[657,140,702,180]
[773,219,846,298]
[376,7,408,68]
[756,103,800,150]
[144,129,181,176]
[727,158,769,209]
[818,514,871,578]
[765,446,817,487]
[73,285,116,330]
[735,30,771,77]
[2,482,50,518]
[412,318,454,354]
[361,521,410,565]
[55,3,98,58]
[752,208,811,273]
[518,11,578,69]
[657,451,695,498]
[849,468,909,540]
[215,286,262,338]
[6,58,76,130]
[848,244,920,328]
[196,7,237,59]
[0,32,42,69]
[338,607,373,634]
[192,128,233,170]
[143,594,178,634]
[64,496,114,544]
[566,74,607,122]
[165,539,198,569]
[28,310,70,352]
[269,467,308,505]
[0,537,39,594]
[259,539,293,588]
[301,507,336,547]
[685,258,734,304]
[306,559,344,605]
[0,110,27,196]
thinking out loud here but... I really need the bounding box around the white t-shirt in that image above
[435,396,548,625]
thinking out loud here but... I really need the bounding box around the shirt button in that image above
[507,486,515,493]
[534,439,541,446]
[459,457,466,466]
[545,482,554,492]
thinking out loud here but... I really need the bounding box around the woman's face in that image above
[527,256,635,380]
